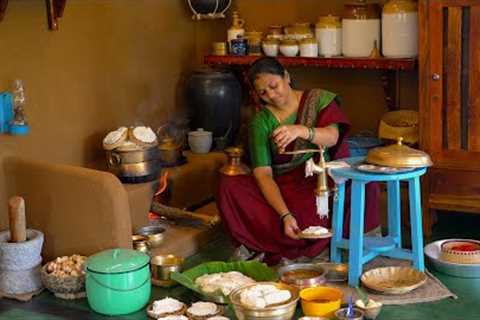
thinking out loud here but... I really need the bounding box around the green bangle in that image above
[310,127,316,142]
[280,212,293,221]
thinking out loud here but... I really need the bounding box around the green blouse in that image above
[249,105,337,175]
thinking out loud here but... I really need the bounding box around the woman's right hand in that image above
[283,214,301,240]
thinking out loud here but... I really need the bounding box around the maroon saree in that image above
[217,90,380,265]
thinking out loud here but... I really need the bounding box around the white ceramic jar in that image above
[262,39,279,57]
[227,11,245,53]
[299,37,319,57]
[315,15,342,57]
[382,0,418,58]
[188,128,212,154]
[342,1,381,57]
[279,39,299,57]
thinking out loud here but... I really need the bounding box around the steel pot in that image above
[106,146,159,165]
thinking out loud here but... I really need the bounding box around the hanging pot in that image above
[186,67,242,146]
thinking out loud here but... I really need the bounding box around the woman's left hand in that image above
[272,125,306,152]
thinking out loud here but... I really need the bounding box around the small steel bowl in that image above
[136,225,166,248]
[150,254,184,285]
[335,307,364,320]
[278,263,326,289]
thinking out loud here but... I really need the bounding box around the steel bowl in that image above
[335,307,364,320]
[136,225,166,248]
[229,282,299,320]
[277,263,326,289]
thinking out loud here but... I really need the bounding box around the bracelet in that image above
[280,212,293,221]
[307,127,315,142]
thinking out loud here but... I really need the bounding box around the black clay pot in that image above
[186,68,242,145]
[189,0,229,14]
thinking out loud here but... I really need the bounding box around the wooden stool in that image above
[329,157,427,287]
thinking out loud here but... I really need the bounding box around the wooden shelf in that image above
[204,55,417,71]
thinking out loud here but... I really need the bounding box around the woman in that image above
[217,57,380,265]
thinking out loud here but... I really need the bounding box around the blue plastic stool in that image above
[329,157,427,287]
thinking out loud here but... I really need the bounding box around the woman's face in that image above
[253,72,291,108]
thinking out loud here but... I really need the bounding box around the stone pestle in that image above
[0,196,44,295]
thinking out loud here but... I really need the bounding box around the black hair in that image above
[247,57,287,85]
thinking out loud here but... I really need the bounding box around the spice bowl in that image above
[355,300,383,320]
[150,254,184,287]
[278,263,326,289]
[299,286,343,317]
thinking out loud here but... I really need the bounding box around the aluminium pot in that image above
[106,145,161,182]
[86,249,151,316]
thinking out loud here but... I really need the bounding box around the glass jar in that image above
[382,0,418,58]
[342,1,381,57]
[315,15,342,57]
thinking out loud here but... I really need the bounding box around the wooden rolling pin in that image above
[8,196,27,242]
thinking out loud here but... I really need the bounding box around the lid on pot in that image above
[344,0,380,19]
[158,137,180,150]
[316,15,342,28]
[383,0,417,14]
[366,137,433,168]
[86,248,150,274]
[188,128,212,137]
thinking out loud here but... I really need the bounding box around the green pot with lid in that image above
[86,248,151,315]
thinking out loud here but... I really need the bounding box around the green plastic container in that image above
[86,248,151,315]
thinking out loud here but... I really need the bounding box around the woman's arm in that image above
[253,166,300,239]
[272,124,339,151]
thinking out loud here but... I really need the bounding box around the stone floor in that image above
[1,212,480,319]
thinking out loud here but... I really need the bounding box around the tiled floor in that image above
[1,212,479,319]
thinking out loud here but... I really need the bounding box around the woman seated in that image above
[217,57,380,265]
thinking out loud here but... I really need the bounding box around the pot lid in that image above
[86,248,150,274]
[316,15,342,28]
[188,128,212,137]
[158,137,180,150]
[366,137,433,168]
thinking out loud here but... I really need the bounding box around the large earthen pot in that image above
[185,67,242,146]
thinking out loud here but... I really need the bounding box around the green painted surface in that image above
[1,213,479,319]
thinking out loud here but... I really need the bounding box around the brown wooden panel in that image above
[440,0,480,6]
[419,0,431,153]
[435,149,480,170]
[429,167,480,197]
[468,5,480,151]
[429,2,445,155]
[446,7,462,150]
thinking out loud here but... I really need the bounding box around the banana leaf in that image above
[170,260,278,299]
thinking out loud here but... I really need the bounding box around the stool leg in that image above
[408,177,425,271]
[331,182,345,263]
[348,180,365,287]
[387,180,402,247]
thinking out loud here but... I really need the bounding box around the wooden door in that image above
[419,0,480,231]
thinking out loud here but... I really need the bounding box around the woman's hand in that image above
[283,214,301,239]
[272,125,308,152]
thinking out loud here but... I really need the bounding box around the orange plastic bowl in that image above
[300,286,343,317]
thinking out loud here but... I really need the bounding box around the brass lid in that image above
[344,0,381,19]
[383,0,417,14]
[316,15,342,28]
[366,137,433,168]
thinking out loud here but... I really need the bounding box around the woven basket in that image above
[378,110,419,145]
[40,264,85,294]
[440,240,480,264]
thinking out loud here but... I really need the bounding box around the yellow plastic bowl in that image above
[300,286,343,317]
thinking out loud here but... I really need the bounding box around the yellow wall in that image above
[0,0,417,227]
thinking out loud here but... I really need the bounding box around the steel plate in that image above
[424,239,480,278]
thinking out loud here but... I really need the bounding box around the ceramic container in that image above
[315,15,342,57]
[227,11,245,53]
[245,31,263,56]
[279,39,299,57]
[382,0,418,58]
[266,25,284,40]
[299,37,319,57]
[86,249,151,316]
[342,1,381,57]
[188,128,212,154]
[262,38,279,57]
[212,41,227,55]
[285,22,314,40]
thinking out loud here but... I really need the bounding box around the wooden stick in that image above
[8,196,26,242]
[280,149,323,155]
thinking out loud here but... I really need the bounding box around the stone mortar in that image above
[0,263,43,295]
[0,229,44,271]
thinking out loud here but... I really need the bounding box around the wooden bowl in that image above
[361,266,427,295]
